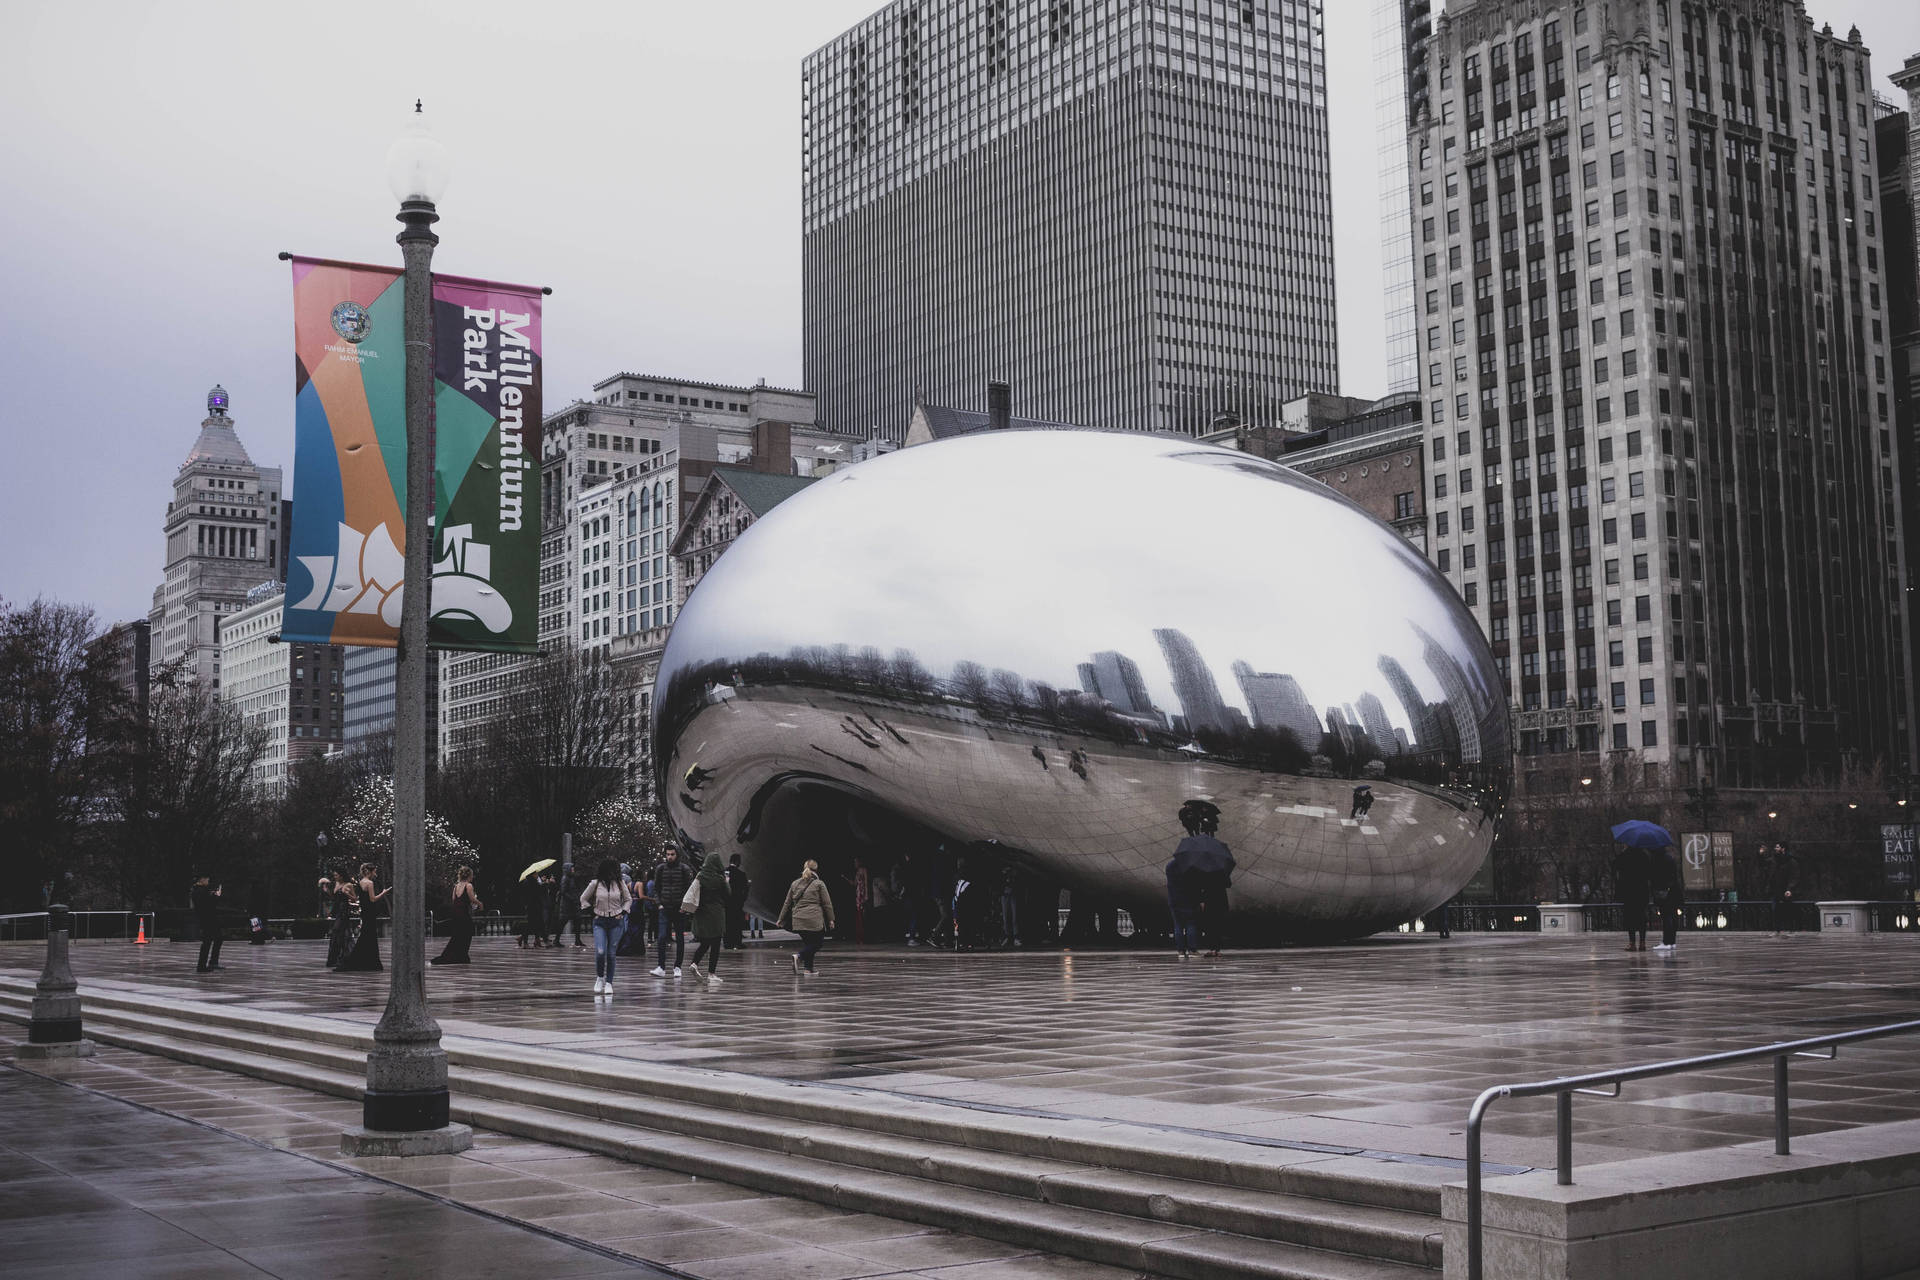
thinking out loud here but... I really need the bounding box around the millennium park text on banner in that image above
[281,256,543,654]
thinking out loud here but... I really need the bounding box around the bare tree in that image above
[439,644,625,903]
[106,662,268,908]
[0,598,133,908]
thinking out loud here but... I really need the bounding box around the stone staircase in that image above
[0,977,1453,1280]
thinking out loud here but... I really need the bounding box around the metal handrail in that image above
[1463,1017,1920,1280]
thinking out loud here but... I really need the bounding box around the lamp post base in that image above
[340,1122,472,1158]
[15,1038,95,1060]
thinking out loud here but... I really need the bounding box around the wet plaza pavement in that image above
[4,929,1918,1173]
[0,1066,665,1280]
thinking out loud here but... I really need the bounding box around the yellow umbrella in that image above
[519,858,556,882]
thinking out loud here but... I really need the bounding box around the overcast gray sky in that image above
[1,0,1914,629]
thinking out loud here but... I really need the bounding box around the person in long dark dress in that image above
[431,866,481,966]
[323,876,353,969]
[338,863,389,971]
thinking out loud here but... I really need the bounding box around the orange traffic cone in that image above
[134,917,148,945]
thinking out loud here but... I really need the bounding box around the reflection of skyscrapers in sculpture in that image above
[1355,692,1400,756]
[1233,661,1324,749]
[1415,624,1483,763]
[1077,650,1155,717]
[1324,706,1356,756]
[1378,653,1443,754]
[1155,629,1237,736]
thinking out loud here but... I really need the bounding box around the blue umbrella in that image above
[1611,820,1674,849]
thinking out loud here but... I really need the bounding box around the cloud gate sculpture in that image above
[654,430,1509,941]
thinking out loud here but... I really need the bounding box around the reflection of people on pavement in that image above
[1031,745,1050,770]
[1350,784,1374,820]
[685,764,715,792]
[679,791,705,814]
[1068,749,1089,780]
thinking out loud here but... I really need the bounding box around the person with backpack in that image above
[687,853,730,985]
[778,860,835,975]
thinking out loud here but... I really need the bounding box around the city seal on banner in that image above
[330,300,373,344]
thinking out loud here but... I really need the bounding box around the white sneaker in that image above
[689,963,706,982]
[673,966,682,977]
[650,966,666,977]
[603,982,613,994]
[707,974,724,987]
[593,978,606,993]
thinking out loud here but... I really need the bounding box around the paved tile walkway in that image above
[5,930,1919,1173]
[0,1065,658,1280]
[1,1053,1145,1280]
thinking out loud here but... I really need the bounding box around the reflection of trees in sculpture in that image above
[949,660,991,705]
[988,668,1029,714]
[890,650,938,697]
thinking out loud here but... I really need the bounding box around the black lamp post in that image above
[341,102,470,1157]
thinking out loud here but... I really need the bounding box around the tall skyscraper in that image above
[1413,0,1911,787]
[148,388,285,692]
[1375,0,1434,394]
[803,0,1339,438]
[1886,59,1919,732]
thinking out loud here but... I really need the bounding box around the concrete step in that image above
[1,980,1445,1276]
[2,977,1451,1218]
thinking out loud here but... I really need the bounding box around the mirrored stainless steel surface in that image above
[654,430,1509,940]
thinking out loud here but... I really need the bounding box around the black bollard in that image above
[17,904,95,1059]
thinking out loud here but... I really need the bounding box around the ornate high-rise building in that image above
[148,388,286,693]
[1412,0,1912,787]
[803,0,1339,438]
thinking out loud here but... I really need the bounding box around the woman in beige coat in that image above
[777,860,835,975]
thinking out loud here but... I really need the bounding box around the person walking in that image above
[430,866,482,966]
[1173,800,1234,958]
[515,871,545,949]
[778,860,835,976]
[580,859,631,994]
[724,854,751,950]
[652,847,694,978]
[192,875,224,973]
[1616,844,1652,952]
[1768,842,1799,935]
[687,853,730,985]
[999,866,1021,949]
[897,852,925,946]
[338,863,388,971]
[1651,847,1684,952]
[1166,846,1201,958]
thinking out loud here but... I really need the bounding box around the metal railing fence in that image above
[1462,1018,1920,1280]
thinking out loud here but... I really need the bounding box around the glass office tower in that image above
[803,0,1339,438]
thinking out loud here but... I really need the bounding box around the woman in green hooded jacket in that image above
[687,852,730,984]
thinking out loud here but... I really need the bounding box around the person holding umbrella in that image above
[517,858,556,948]
[1611,821,1672,953]
[1174,799,1235,958]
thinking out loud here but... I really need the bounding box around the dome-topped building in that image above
[147,387,287,692]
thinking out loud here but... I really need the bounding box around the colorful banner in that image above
[282,257,542,653]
